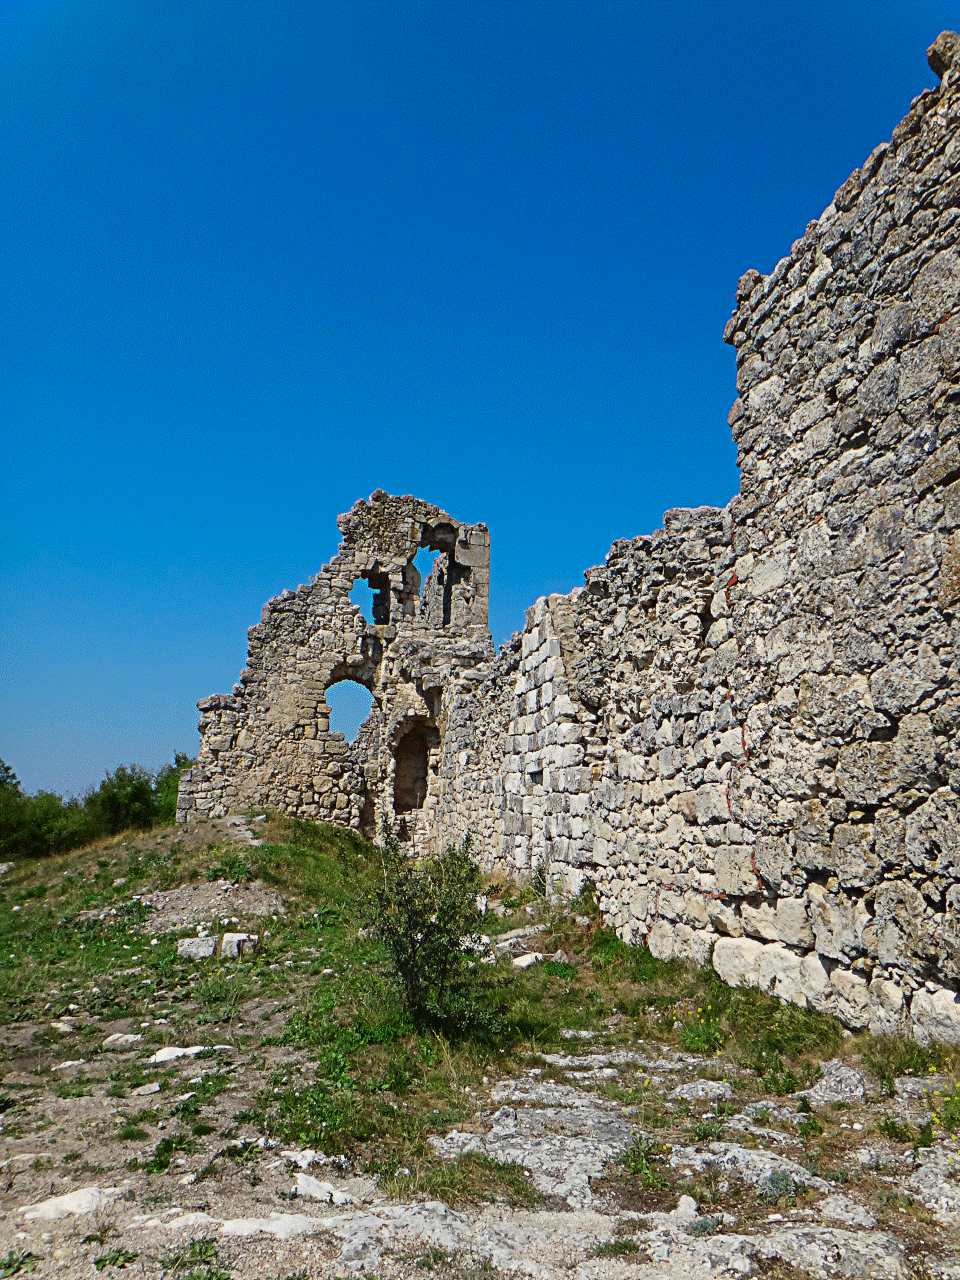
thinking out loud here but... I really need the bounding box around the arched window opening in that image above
[394,728,429,813]
[325,680,375,743]
[349,572,390,625]
[413,545,440,588]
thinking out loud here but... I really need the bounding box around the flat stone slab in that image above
[102,1032,143,1049]
[177,936,218,959]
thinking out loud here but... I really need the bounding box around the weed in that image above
[0,1252,38,1278]
[877,1116,913,1143]
[797,1117,823,1141]
[621,1136,668,1188]
[145,1133,197,1173]
[685,1215,722,1237]
[117,1122,149,1140]
[933,1086,960,1133]
[54,1073,96,1098]
[752,1052,820,1097]
[677,1005,725,1054]
[594,1239,640,1257]
[862,1035,948,1096]
[542,960,578,979]
[375,1151,542,1208]
[206,851,256,884]
[162,1238,220,1273]
[689,1114,725,1141]
[796,1095,812,1115]
[757,1170,800,1203]
[93,1248,138,1271]
[914,1122,934,1151]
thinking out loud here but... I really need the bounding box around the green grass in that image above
[0,807,939,1212]
[593,1239,640,1258]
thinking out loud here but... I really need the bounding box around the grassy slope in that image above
[0,813,958,1215]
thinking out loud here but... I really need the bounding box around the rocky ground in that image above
[2,820,960,1279]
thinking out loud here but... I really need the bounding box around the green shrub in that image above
[85,766,156,835]
[369,826,504,1035]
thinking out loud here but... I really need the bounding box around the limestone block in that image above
[689,930,715,968]
[806,884,871,961]
[716,845,758,895]
[742,901,779,941]
[829,968,871,1030]
[628,885,648,918]
[712,937,763,988]
[798,952,834,1014]
[677,790,697,822]
[750,550,789,597]
[221,932,259,959]
[682,890,711,929]
[716,728,745,763]
[873,881,924,967]
[835,714,940,807]
[776,898,814,949]
[102,1032,143,1049]
[913,246,960,328]
[906,788,960,877]
[695,783,729,825]
[647,920,676,961]
[869,977,909,1037]
[830,823,882,888]
[757,944,807,1006]
[177,936,218,960]
[911,986,960,1046]
[657,889,684,921]
[707,901,742,937]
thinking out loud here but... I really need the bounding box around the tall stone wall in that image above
[180,33,960,1042]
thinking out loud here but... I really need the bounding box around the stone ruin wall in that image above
[180,32,960,1043]
[177,492,493,843]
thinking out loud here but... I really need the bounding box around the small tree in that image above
[0,760,26,859]
[153,752,196,825]
[85,764,156,835]
[369,825,497,1035]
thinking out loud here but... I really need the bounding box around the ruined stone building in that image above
[180,32,960,1043]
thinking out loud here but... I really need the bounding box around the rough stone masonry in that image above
[180,32,960,1044]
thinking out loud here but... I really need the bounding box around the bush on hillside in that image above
[0,753,196,859]
[369,825,504,1036]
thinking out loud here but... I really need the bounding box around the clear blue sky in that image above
[1,0,955,796]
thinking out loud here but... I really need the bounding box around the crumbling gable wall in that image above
[177,491,492,839]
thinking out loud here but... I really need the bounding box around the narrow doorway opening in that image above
[393,728,428,813]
